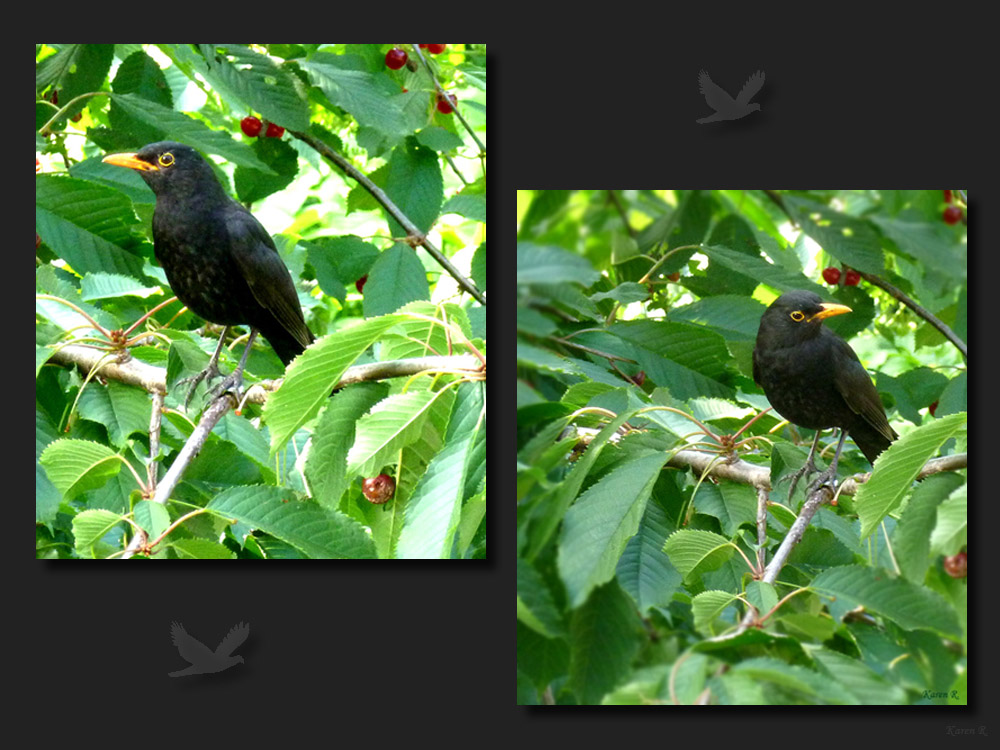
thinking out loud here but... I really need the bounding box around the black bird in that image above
[168,621,249,677]
[103,142,314,406]
[753,290,897,497]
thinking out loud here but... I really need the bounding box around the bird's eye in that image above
[158,152,175,168]
[789,311,805,322]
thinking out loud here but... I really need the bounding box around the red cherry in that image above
[355,274,368,293]
[844,269,860,286]
[943,190,952,203]
[426,44,447,54]
[943,551,967,578]
[632,371,646,387]
[943,206,962,225]
[264,122,284,138]
[385,47,408,70]
[418,44,428,49]
[436,91,457,114]
[821,266,841,285]
[240,116,262,137]
[929,400,938,416]
[362,474,396,504]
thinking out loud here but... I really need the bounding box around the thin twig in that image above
[861,273,967,359]
[408,44,486,155]
[289,129,485,306]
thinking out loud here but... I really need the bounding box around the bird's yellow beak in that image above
[102,153,159,172]
[809,302,852,322]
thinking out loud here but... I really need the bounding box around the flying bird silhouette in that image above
[168,621,249,677]
[697,70,765,123]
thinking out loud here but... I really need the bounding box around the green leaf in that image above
[233,137,300,204]
[856,412,966,539]
[80,272,162,301]
[745,580,778,617]
[416,126,465,152]
[37,44,114,119]
[517,558,566,638]
[76,381,151,449]
[605,319,734,400]
[870,214,964,280]
[724,656,854,704]
[567,582,643,704]
[300,53,412,137]
[169,538,237,559]
[71,509,124,557]
[811,648,907,704]
[516,242,600,286]
[108,94,276,174]
[347,391,440,477]
[39,439,122,500]
[693,482,756,537]
[692,590,740,634]
[929,484,967,555]
[442,193,486,223]
[35,174,150,280]
[892,473,964,582]
[590,282,649,305]
[784,195,885,274]
[362,243,430,317]
[699,244,827,297]
[671,294,767,343]
[616,498,683,613]
[810,565,961,639]
[207,485,375,559]
[558,451,669,607]
[525,409,639,560]
[264,312,409,456]
[516,340,582,376]
[306,383,389,510]
[133,500,170,538]
[383,138,443,236]
[662,529,735,583]
[197,44,310,132]
[397,387,484,559]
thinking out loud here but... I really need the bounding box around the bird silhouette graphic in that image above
[696,70,765,123]
[168,621,249,677]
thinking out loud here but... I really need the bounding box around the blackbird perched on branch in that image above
[753,290,897,498]
[103,142,314,407]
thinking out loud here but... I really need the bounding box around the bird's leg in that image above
[177,326,231,410]
[784,430,824,503]
[805,429,849,497]
[204,328,259,403]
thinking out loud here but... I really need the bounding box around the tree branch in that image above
[45,343,483,403]
[860,273,967,359]
[289,128,486,306]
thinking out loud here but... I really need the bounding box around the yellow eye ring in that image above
[158,152,175,168]
[789,311,805,322]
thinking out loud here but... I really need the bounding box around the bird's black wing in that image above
[223,205,314,350]
[215,622,250,657]
[829,335,896,443]
[171,622,214,666]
